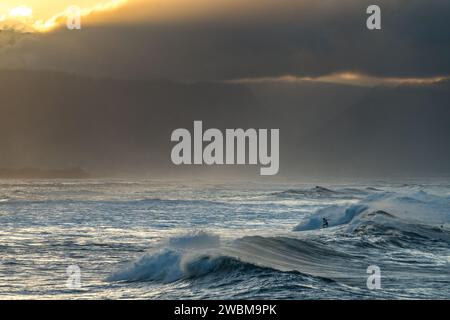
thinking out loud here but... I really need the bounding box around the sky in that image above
[0,0,128,31]
[0,0,449,177]
[0,0,449,85]
[0,1,107,18]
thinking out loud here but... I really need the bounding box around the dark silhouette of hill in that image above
[299,81,450,176]
[0,70,449,178]
[0,70,260,175]
[0,167,89,179]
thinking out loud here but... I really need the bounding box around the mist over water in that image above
[1,179,449,299]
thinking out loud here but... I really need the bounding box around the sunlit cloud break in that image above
[230,73,450,87]
[1,0,128,33]
[34,0,128,32]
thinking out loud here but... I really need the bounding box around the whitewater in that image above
[0,180,449,299]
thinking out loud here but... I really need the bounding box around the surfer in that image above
[322,218,329,228]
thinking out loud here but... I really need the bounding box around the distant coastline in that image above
[0,167,90,179]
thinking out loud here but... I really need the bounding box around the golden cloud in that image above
[0,0,128,33]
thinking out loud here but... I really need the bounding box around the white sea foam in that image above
[293,190,450,232]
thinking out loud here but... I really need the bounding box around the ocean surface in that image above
[0,179,449,299]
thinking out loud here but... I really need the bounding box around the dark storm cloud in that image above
[1,0,449,81]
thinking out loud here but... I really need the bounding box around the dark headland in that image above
[0,167,90,179]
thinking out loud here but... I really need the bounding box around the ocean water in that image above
[0,179,449,299]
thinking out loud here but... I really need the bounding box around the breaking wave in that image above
[109,232,361,284]
[107,248,277,283]
[272,186,373,200]
[108,189,450,292]
[294,190,450,232]
[273,186,337,197]
[293,204,368,231]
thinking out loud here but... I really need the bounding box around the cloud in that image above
[229,73,450,87]
[32,0,128,32]
[0,1,128,32]
[1,0,449,81]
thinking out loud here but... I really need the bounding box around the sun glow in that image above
[8,6,33,18]
[0,0,128,32]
